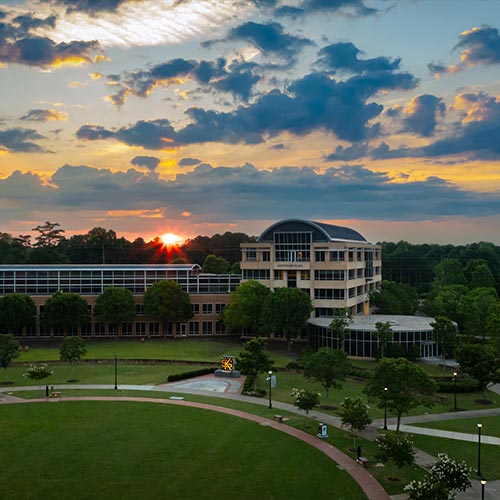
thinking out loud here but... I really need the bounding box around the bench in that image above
[273,415,290,423]
[357,457,369,468]
[52,392,61,398]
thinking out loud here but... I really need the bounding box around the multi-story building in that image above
[240,219,382,317]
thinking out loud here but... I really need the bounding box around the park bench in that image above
[356,457,369,468]
[273,415,289,423]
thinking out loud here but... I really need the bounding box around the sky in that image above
[1,0,500,244]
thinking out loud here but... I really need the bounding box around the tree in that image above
[455,343,500,399]
[94,287,136,336]
[465,259,495,289]
[202,254,229,274]
[430,316,458,371]
[376,432,415,476]
[340,397,372,450]
[43,292,89,335]
[328,308,352,351]
[0,293,36,335]
[237,337,274,391]
[32,221,65,247]
[364,357,437,431]
[373,321,393,358]
[433,259,466,287]
[422,285,468,325]
[223,280,270,335]
[369,281,417,315]
[405,453,471,500]
[486,304,500,355]
[0,334,20,382]
[304,348,351,399]
[290,388,321,420]
[144,280,193,336]
[59,336,87,381]
[263,288,313,351]
[460,287,498,339]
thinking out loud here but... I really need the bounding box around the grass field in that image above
[413,415,500,435]
[0,401,368,500]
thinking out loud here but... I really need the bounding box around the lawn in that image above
[413,414,500,435]
[0,401,368,500]
[15,338,293,367]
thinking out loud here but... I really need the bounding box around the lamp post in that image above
[477,423,482,477]
[114,354,118,390]
[453,371,458,411]
[268,370,273,409]
[383,387,388,430]
[481,479,486,500]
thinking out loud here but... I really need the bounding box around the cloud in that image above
[178,157,202,167]
[205,21,314,66]
[20,109,69,122]
[2,163,500,224]
[43,0,139,14]
[275,0,378,17]
[429,25,500,75]
[324,143,369,161]
[401,94,445,137]
[0,128,48,153]
[131,156,160,171]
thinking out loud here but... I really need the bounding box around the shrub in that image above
[23,363,53,381]
[167,367,216,382]
[433,376,481,393]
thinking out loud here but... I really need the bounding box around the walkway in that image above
[1,395,389,500]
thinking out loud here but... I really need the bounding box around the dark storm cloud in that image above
[276,0,378,17]
[107,57,260,105]
[401,94,446,137]
[178,157,202,167]
[131,156,160,171]
[0,128,47,153]
[2,163,500,223]
[429,25,500,75]
[324,143,369,161]
[20,109,67,122]
[204,21,313,66]
[316,42,401,73]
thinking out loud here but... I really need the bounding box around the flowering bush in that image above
[375,432,415,470]
[405,453,471,500]
[23,363,53,381]
[290,388,321,416]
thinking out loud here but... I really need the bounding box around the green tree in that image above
[202,254,230,274]
[144,280,193,336]
[460,287,498,338]
[0,293,36,335]
[455,343,500,399]
[290,388,321,419]
[43,292,89,335]
[263,288,313,351]
[430,316,458,371]
[433,259,466,287]
[373,321,393,358]
[304,348,351,399]
[370,281,418,315]
[223,280,270,335]
[364,357,437,431]
[0,334,20,382]
[94,287,136,336]
[486,304,500,355]
[59,336,87,381]
[340,397,372,450]
[328,308,352,351]
[32,221,65,247]
[422,285,468,325]
[465,259,495,289]
[237,337,274,391]
[376,432,415,476]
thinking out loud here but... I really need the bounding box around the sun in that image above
[160,232,183,246]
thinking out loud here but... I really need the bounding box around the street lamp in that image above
[268,370,273,409]
[114,354,118,390]
[453,372,458,411]
[383,387,388,430]
[477,423,482,476]
[481,479,486,500]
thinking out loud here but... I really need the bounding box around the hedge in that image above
[167,367,216,382]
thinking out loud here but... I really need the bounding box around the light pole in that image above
[268,370,273,409]
[453,372,458,411]
[477,423,482,477]
[383,387,388,430]
[114,354,118,390]
[481,479,486,500]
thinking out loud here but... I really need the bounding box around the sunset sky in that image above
[1,0,500,244]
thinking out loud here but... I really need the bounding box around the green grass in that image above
[413,415,500,435]
[15,338,293,367]
[0,401,368,500]
[410,433,500,480]
[1,363,211,386]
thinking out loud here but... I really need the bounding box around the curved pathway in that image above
[1,395,389,500]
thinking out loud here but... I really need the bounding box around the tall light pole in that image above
[383,387,388,430]
[481,479,486,500]
[268,370,273,409]
[114,354,118,390]
[453,372,458,411]
[477,423,482,477]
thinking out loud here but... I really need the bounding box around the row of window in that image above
[244,247,381,263]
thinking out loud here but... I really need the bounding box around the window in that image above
[242,269,270,280]
[348,270,355,280]
[274,232,311,262]
[202,321,213,335]
[191,303,200,314]
[135,322,146,335]
[274,270,284,280]
[189,321,200,335]
[202,304,213,315]
[315,270,345,281]
[348,251,354,262]
[135,303,145,315]
[315,251,326,262]
[215,321,225,334]
[330,250,345,261]
[314,289,345,300]
[215,303,225,315]
[357,269,363,278]
[300,270,310,280]
[246,249,257,261]
[149,322,159,336]
[262,251,270,262]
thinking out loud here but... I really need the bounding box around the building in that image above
[240,219,382,317]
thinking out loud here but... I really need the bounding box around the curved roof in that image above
[309,315,435,332]
[258,219,367,243]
